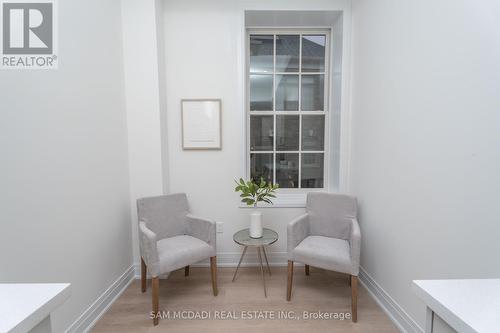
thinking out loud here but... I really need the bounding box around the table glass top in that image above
[233,228,278,246]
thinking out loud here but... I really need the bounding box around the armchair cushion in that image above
[186,214,216,256]
[349,218,361,275]
[307,192,357,240]
[137,193,189,240]
[287,213,310,256]
[292,235,355,275]
[139,221,159,275]
[157,235,212,274]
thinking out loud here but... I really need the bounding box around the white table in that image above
[0,283,71,333]
[412,279,500,333]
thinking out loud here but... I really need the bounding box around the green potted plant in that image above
[234,177,279,238]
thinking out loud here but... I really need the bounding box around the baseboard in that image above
[358,267,423,333]
[66,265,135,333]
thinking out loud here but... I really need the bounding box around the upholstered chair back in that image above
[306,192,357,240]
[137,193,189,240]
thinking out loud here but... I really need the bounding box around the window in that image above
[247,31,329,189]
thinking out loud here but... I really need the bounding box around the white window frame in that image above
[246,28,331,204]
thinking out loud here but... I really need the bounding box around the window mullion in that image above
[298,33,303,189]
[272,34,277,186]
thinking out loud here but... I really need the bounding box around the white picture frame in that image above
[181,99,222,150]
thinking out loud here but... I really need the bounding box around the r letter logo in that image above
[1,0,57,69]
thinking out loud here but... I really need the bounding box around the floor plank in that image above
[92,267,398,333]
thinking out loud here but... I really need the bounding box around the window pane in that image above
[301,153,324,188]
[302,115,325,151]
[250,75,273,111]
[276,35,299,72]
[250,115,273,151]
[302,35,326,72]
[276,153,299,188]
[250,35,273,73]
[301,74,324,111]
[276,115,299,151]
[250,154,273,184]
[275,75,299,111]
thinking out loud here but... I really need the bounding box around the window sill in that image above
[238,192,307,208]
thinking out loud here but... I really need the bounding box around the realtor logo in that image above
[1,0,57,69]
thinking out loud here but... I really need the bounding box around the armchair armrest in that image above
[349,218,361,275]
[287,213,310,255]
[139,221,159,276]
[186,214,216,253]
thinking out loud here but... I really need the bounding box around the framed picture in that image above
[181,99,222,150]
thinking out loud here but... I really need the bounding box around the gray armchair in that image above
[137,193,217,325]
[286,192,361,322]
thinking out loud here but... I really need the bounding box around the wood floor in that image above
[92,267,398,333]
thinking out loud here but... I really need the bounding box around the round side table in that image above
[232,228,278,297]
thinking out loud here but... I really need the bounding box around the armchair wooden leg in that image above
[185,265,190,277]
[141,257,147,293]
[305,264,310,276]
[152,277,159,326]
[210,256,218,296]
[351,275,358,322]
[287,260,294,301]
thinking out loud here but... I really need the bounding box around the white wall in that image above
[121,0,166,265]
[350,0,500,329]
[161,0,350,264]
[0,0,132,331]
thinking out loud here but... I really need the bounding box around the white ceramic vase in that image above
[249,210,263,238]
